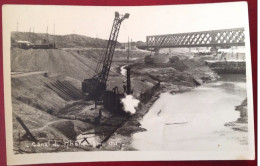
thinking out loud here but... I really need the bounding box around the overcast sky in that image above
[3,2,248,42]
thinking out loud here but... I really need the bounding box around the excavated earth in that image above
[224,98,248,132]
[11,47,218,153]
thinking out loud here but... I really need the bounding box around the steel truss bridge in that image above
[145,28,245,49]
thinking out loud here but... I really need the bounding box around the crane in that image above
[82,12,130,100]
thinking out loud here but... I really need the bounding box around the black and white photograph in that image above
[3,2,255,165]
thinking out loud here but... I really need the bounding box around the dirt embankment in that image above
[130,58,217,94]
[11,46,217,152]
[11,47,97,153]
[11,72,98,152]
[11,48,98,80]
[11,47,151,153]
[225,98,248,132]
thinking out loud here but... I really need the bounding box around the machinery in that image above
[82,12,130,101]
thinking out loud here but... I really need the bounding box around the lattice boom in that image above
[146,28,245,48]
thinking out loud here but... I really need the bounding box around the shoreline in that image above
[225,98,248,132]
[112,73,248,151]
[101,62,219,150]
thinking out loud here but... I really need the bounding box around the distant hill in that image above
[11,32,122,48]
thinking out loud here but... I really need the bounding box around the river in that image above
[132,74,248,151]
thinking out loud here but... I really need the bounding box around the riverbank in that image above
[97,58,219,150]
[225,98,248,132]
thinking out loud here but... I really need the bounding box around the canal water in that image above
[132,74,248,151]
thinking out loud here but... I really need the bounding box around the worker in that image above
[112,86,118,93]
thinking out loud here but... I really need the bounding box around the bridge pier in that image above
[153,48,160,56]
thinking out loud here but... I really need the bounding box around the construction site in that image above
[11,11,249,153]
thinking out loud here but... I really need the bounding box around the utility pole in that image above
[46,26,49,43]
[131,38,132,50]
[28,27,31,42]
[127,37,130,64]
[53,23,55,35]
[16,20,19,32]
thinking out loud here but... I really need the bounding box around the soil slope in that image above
[11,48,97,80]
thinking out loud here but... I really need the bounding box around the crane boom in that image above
[82,12,129,99]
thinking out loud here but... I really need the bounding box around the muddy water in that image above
[132,74,248,151]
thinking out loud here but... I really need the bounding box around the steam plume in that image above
[121,94,140,114]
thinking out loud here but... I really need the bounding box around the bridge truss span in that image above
[146,28,245,48]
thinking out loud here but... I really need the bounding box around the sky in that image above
[3,2,249,42]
